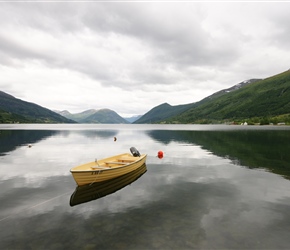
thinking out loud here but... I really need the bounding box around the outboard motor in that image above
[130,147,141,157]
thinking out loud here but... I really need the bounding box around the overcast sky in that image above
[1,1,290,117]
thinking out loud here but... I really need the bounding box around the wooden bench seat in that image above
[117,158,135,162]
[105,161,128,165]
[91,166,111,169]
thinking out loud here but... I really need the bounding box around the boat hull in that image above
[70,153,147,186]
[70,163,147,206]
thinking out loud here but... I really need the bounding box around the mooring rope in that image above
[90,169,102,186]
[0,190,71,223]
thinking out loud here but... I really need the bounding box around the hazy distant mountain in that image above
[83,109,129,124]
[57,109,129,124]
[56,110,72,117]
[124,115,143,123]
[0,91,76,124]
[55,109,99,123]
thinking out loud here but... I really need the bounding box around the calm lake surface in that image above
[1,124,290,249]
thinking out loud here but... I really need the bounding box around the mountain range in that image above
[134,70,290,125]
[1,69,290,124]
[134,79,260,124]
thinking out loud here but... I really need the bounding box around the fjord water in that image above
[1,124,290,249]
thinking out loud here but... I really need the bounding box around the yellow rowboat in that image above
[70,163,147,206]
[70,147,147,186]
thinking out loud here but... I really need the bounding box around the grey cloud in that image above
[0,3,83,33]
[0,34,47,64]
[82,3,231,66]
[77,4,211,58]
[0,3,242,87]
[268,9,290,49]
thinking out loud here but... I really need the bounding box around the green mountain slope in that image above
[0,108,33,123]
[134,79,260,124]
[134,102,196,124]
[199,79,260,104]
[0,91,76,123]
[168,70,290,124]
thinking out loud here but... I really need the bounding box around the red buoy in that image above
[157,151,164,159]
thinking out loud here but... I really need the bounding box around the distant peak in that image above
[61,110,71,114]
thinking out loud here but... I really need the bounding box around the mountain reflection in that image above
[70,164,147,206]
[0,130,58,155]
[0,129,119,156]
[147,129,290,179]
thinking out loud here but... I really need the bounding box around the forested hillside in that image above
[136,70,290,124]
[134,103,196,124]
[0,91,75,123]
[167,70,290,124]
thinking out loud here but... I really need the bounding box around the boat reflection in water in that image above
[70,163,147,206]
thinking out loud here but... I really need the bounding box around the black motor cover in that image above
[130,147,141,157]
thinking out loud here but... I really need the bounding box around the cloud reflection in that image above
[1,126,290,249]
[2,161,290,249]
